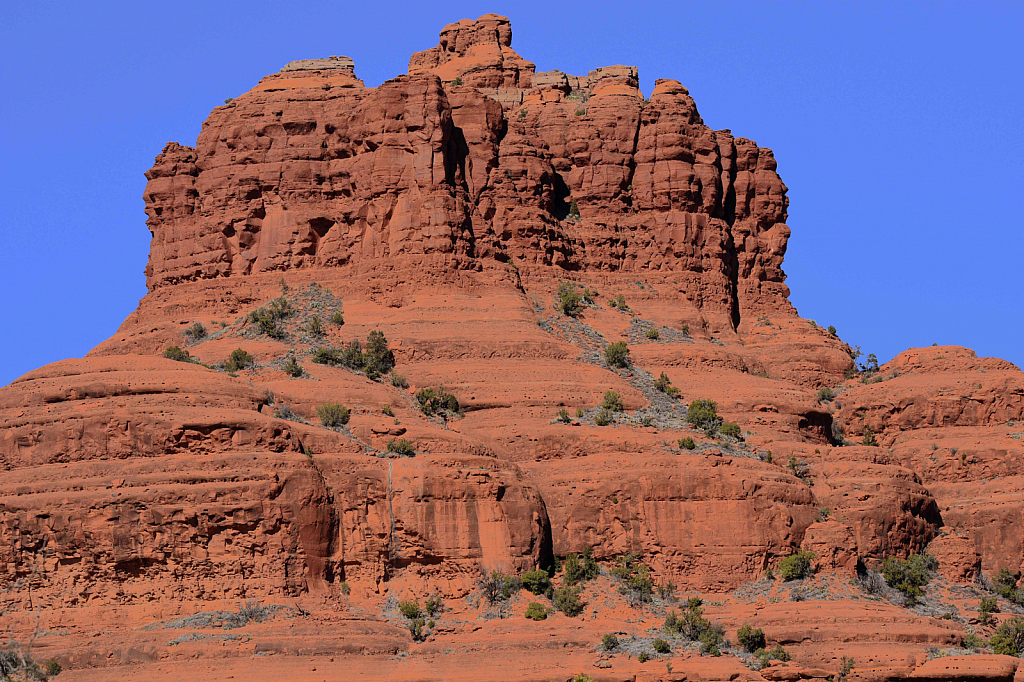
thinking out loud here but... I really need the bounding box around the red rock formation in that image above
[3,13,1022,681]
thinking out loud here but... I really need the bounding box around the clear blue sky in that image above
[1,1,1021,385]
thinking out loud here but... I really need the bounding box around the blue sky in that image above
[1,1,1021,385]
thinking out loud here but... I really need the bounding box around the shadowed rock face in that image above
[3,14,1024,681]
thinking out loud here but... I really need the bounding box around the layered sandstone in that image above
[2,13,1022,682]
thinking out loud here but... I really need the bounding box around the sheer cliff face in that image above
[143,13,790,325]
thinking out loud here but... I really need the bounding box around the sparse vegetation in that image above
[569,199,581,219]
[664,598,724,655]
[558,282,584,317]
[283,355,303,377]
[862,426,878,446]
[331,310,345,325]
[310,331,394,379]
[382,404,394,417]
[525,601,548,621]
[386,438,415,456]
[980,595,999,625]
[425,595,443,617]
[451,76,463,86]
[184,321,207,341]
[602,390,623,411]
[553,585,585,617]
[778,550,815,581]
[557,408,571,423]
[720,422,742,440]
[225,348,254,372]
[317,402,350,428]
[575,406,584,418]
[678,437,696,450]
[415,387,460,417]
[399,600,422,619]
[521,569,551,595]
[737,624,766,652]
[615,293,628,310]
[991,617,1024,657]
[686,399,722,436]
[601,633,619,651]
[480,570,521,604]
[594,409,613,426]
[307,316,324,337]
[817,387,836,403]
[605,341,630,368]
[881,553,938,605]
[993,568,1021,602]
[655,372,680,398]
[164,345,192,363]
[753,644,791,668]
[646,328,660,340]
[391,374,409,389]
[610,554,654,605]
[564,547,600,586]
[248,296,293,339]
[653,638,671,654]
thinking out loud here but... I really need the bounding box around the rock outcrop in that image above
[2,13,1022,682]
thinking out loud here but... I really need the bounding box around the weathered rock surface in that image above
[3,13,1022,682]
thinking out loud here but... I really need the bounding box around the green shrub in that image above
[317,402,350,428]
[364,330,395,377]
[654,372,680,398]
[686,399,721,435]
[602,390,623,411]
[638,652,650,662]
[557,408,571,423]
[525,601,548,621]
[44,658,62,676]
[963,632,987,649]
[391,373,409,389]
[386,438,415,456]
[980,595,999,614]
[331,310,345,325]
[615,293,628,310]
[407,616,425,641]
[248,298,292,339]
[283,355,303,377]
[817,387,836,403]
[720,422,742,440]
[610,554,654,605]
[185,321,207,341]
[646,328,660,340]
[755,644,791,667]
[653,638,671,654]
[575,406,584,418]
[993,568,1020,601]
[569,199,580,219]
[778,550,815,581]
[451,76,463,86]
[558,282,584,317]
[737,624,766,652]
[164,345,192,362]
[340,581,351,595]
[601,633,619,651]
[699,629,724,656]
[553,585,585,616]
[521,569,551,595]
[399,599,422,619]
[425,594,443,616]
[564,547,600,585]
[991,617,1024,657]
[605,342,630,368]
[862,426,878,446]
[881,553,937,605]
[225,348,254,372]
[307,316,324,336]
[416,387,460,416]
[678,437,696,450]
[382,404,394,417]
[312,345,342,365]
[594,409,613,426]
[480,570,521,603]
[664,597,723,655]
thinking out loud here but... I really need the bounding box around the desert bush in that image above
[557,408,571,423]
[980,595,999,615]
[788,456,810,480]
[655,372,680,398]
[568,199,581,219]
[991,617,1024,657]
[164,345,192,362]
[737,624,766,652]
[601,633,619,651]
[391,373,409,389]
[307,316,324,336]
[248,298,292,339]
[525,601,548,621]
[364,330,395,377]
[480,570,521,603]
[451,76,463,86]
[225,348,254,372]
[564,547,600,585]
[386,438,415,456]
[754,644,791,667]
[331,310,345,325]
[283,355,303,377]
[602,390,623,411]
[407,617,426,641]
[720,422,742,440]
[185,321,206,341]
[521,569,551,595]
[605,341,630,368]
[594,409,613,426]
[575,406,584,418]
[610,554,654,605]
[993,568,1021,602]
[678,437,696,450]
[778,550,815,581]
[312,345,342,365]
[553,585,585,617]
[881,553,937,605]
[615,293,628,310]
[862,426,878,446]
[416,387,460,416]
[425,594,443,616]
[317,402,350,428]
[399,600,422,619]
[963,632,987,649]
[558,282,584,317]
[817,387,836,403]
[646,328,660,340]
[653,638,671,654]
[382,404,394,417]
[686,399,721,435]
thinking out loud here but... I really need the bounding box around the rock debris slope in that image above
[3,13,1024,682]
